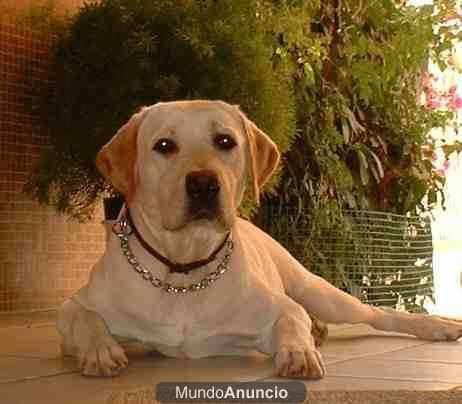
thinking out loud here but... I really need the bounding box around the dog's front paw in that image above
[416,315,462,342]
[274,344,326,380]
[78,338,128,377]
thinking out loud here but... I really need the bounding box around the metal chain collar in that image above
[113,217,234,294]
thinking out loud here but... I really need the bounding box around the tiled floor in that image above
[1,311,462,403]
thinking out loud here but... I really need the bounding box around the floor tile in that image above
[320,324,428,362]
[325,357,462,384]
[266,376,458,391]
[308,391,462,403]
[1,317,462,402]
[129,351,275,381]
[1,372,155,404]
[0,311,57,329]
[0,326,61,358]
[0,354,274,404]
[369,340,462,364]
[0,356,77,384]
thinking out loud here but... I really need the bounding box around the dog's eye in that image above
[153,138,178,155]
[214,134,237,151]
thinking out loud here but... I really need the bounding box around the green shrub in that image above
[255,0,457,288]
[27,0,308,219]
[258,2,456,222]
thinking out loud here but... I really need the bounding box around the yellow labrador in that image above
[57,100,462,378]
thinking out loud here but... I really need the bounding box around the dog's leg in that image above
[56,299,128,377]
[257,296,327,380]
[266,234,462,341]
[289,263,462,341]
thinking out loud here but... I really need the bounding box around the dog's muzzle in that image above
[185,170,220,219]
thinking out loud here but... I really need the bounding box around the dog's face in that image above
[96,100,280,232]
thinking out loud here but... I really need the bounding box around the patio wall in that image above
[0,2,105,312]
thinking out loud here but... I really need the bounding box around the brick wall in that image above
[1,0,87,18]
[0,18,106,312]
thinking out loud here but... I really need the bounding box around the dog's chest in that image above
[92,232,282,358]
[104,258,278,357]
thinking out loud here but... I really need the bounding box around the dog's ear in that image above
[237,108,281,205]
[96,107,149,203]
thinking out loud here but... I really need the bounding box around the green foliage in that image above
[26,0,303,219]
[258,0,457,254]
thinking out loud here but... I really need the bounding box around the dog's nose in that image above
[185,170,220,200]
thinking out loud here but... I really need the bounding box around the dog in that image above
[57,100,462,379]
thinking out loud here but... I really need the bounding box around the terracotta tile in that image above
[308,391,462,402]
[0,354,273,404]
[0,356,77,383]
[321,355,351,365]
[2,320,461,403]
[321,332,427,360]
[325,357,462,384]
[0,325,61,358]
[370,341,462,364]
[266,376,458,391]
[1,372,155,404]
[129,351,275,381]
[0,310,56,328]
[0,323,276,383]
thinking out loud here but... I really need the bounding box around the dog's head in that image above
[96,100,280,231]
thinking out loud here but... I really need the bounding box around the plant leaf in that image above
[357,149,369,185]
[368,149,384,179]
[341,118,351,143]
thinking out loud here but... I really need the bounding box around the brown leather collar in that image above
[123,209,230,275]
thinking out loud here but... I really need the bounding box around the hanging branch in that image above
[321,0,342,85]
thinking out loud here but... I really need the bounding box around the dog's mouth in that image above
[188,204,220,221]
